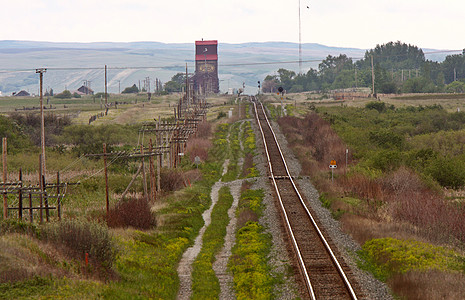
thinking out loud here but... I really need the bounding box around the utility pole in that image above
[117,80,121,94]
[298,0,302,74]
[36,68,47,176]
[104,65,108,106]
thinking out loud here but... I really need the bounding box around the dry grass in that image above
[0,234,72,283]
[388,270,465,300]
[241,153,254,177]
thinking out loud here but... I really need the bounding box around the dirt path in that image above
[176,159,230,300]
[212,179,242,300]
[177,120,249,300]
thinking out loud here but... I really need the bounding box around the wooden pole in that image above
[43,175,49,222]
[140,145,148,200]
[149,139,155,202]
[57,172,61,220]
[105,65,108,107]
[121,163,143,200]
[2,137,7,219]
[103,143,109,215]
[36,69,47,176]
[18,168,22,220]
[29,193,33,223]
[39,154,43,223]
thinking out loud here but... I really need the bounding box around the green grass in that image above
[228,187,279,299]
[357,237,465,282]
[229,222,273,300]
[191,186,234,299]
[222,122,242,182]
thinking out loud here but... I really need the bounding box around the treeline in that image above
[263,41,465,94]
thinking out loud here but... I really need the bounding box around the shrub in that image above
[196,120,212,138]
[426,156,465,188]
[365,101,387,113]
[54,90,72,99]
[0,219,40,236]
[160,168,186,192]
[41,219,116,268]
[107,196,155,229]
[186,138,212,163]
[358,238,463,281]
[217,111,227,119]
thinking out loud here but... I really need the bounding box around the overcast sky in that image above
[1,0,464,50]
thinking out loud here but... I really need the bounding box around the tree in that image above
[445,81,465,93]
[262,75,278,93]
[163,73,186,93]
[277,68,296,91]
[122,84,139,94]
[54,90,72,99]
[319,54,353,87]
[442,54,465,84]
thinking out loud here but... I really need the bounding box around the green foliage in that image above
[217,111,227,119]
[0,219,40,236]
[445,81,465,93]
[229,222,273,300]
[319,193,331,209]
[54,90,72,99]
[239,189,264,215]
[0,115,34,153]
[59,124,138,156]
[121,84,139,94]
[357,238,464,281]
[94,92,109,99]
[320,104,465,187]
[369,128,405,149]
[425,156,465,188]
[263,41,464,93]
[191,187,233,299]
[365,101,387,113]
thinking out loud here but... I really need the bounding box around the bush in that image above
[160,168,186,192]
[107,197,155,229]
[41,219,116,268]
[365,101,387,113]
[122,84,139,94]
[217,111,226,119]
[54,90,72,99]
[426,156,465,188]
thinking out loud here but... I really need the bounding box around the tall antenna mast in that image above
[299,0,302,74]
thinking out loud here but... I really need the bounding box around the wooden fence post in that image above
[39,154,43,223]
[149,139,155,202]
[57,172,61,220]
[18,168,22,220]
[103,143,109,215]
[140,145,148,200]
[3,137,7,219]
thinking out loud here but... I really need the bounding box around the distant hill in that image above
[0,40,447,95]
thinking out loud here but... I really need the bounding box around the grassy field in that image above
[0,92,254,298]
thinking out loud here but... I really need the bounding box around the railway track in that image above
[252,97,359,300]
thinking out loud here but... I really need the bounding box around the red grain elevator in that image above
[194,40,219,94]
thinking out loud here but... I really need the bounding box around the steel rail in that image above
[252,97,358,300]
